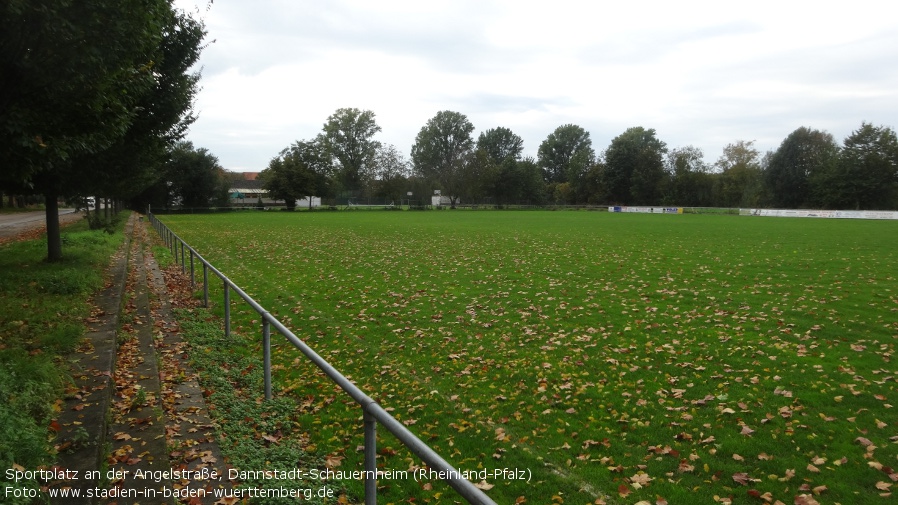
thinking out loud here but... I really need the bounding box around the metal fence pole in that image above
[364,411,377,505]
[180,241,186,274]
[262,316,272,400]
[190,251,195,289]
[224,281,231,338]
[203,265,209,307]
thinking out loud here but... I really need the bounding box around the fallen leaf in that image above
[733,472,753,486]
[325,454,344,468]
[618,484,631,498]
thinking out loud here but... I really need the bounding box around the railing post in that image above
[262,315,272,401]
[203,264,209,308]
[364,410,377,505]
[223,281,231,338]
[180,241,186,274]
[190,251,195,289]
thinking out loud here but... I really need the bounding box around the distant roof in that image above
[242,172,260,181]
[230,178,264,191]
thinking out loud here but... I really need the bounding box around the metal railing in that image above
[146,211,497,505]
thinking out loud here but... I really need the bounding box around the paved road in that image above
[0,209,82,240]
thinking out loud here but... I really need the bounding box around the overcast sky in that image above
[173,0,898,172]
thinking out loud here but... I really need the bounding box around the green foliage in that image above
[1,0,158,180]
[162,212,898,504]
[713,140,764,207]
[0,352,57,504]
[132,141,227,209]
[87,208,125,234]
[477,127,524,164]
[665,146,714,206]
[169,142,229,208]
[537,123,594,185]
[476,127,546,205]
[318,108,382,193]
[174,309,337,504]
[483,156,546,206]
[766,127,840,208]
[602,126,667,204]
[411,110,475,204]
[369,144,412,203]
[1,0,204,260]
[260,140,334,209]
[813,122,898,210]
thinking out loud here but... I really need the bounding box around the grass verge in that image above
[0,213,127,503]
[172,306,353,504]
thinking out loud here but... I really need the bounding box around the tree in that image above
[765,127,839,208]
[132,142,227,210]
[260,139,333,209]
[537,124,594,185]
[476,126,534,206]
[318,108,381,194]
[815,123,898,209]
[713,140,764,207]
[410,110,475,207]
[477,127,524,164]
[602,127,668,205]
[79,6,205,214]
[168,142,228,208]
[371,144,412,203]
[0,0,205,260]
[665,146,714,206]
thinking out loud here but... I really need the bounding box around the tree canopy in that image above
[410,110,475,206]
[0,0,205,260]
[665,146,713,207]
[537,124,594,185]
[816,123,898,210]
[602,127,667,205]
[259,139,333,209]
[266,108,898,210]
[370,144,412,203]
[318,108,381,194]
[765,127,839,208]
[477,127,524,164]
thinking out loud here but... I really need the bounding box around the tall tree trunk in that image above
[45,191,62,262]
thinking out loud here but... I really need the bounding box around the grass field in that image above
[159,211,898,505]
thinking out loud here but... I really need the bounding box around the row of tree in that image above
[262,108,898,210]
[0,0,207,260]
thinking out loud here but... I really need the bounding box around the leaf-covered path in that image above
[52,215,234,504]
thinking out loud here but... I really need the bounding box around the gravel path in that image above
[0,209,85,244]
